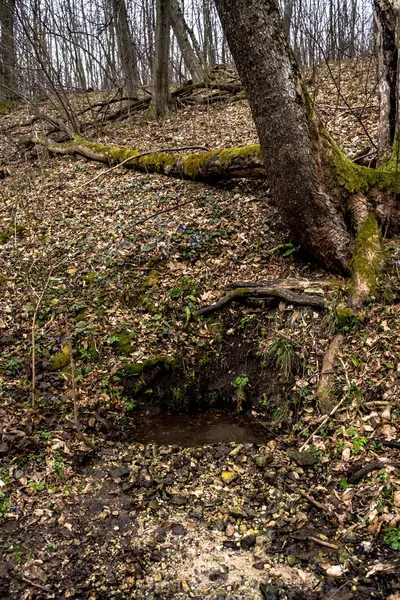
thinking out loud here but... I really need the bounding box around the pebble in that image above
[221,470,238,484]
[240,534,256,550]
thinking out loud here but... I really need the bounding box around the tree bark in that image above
[214,0,354,273]
[110,0,139,99]
[151,0,171,118]
[170,0,206,81]
[0,0,17,102]
[374,0,399,164]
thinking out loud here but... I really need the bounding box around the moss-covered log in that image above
[32,136,265,181]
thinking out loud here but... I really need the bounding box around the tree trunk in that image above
[170,0,205,81]
[110,0,139,99]
[0,0,17,102]
[213,0,354,273]
[151,0,171,118]
[374,0,399,164]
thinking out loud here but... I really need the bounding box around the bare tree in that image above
[170,0,205,81]
[151,0,171,117]
[110,0,139,98]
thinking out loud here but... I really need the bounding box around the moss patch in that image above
[117,355,177,378]
[335,305,361,332]
[110,332,135,356]
[351,213,384,298]
[51,348,71,370]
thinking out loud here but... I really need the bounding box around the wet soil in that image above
[133,409,269,446]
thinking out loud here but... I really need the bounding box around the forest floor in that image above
[0,57,400,600]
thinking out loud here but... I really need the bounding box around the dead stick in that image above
[308,536,339,550]
[300,394,347,452]
[20,575,53,593]
[298,489,329,511]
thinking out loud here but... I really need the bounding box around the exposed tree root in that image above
[316,334,344,414]
[195,279,326,317]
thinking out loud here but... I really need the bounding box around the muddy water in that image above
[134,409,268,446]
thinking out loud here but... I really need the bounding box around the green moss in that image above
[335,305,361,332]
[83,272,96,283]
[219,144,262,164]
[171,276,200,298]
[183,150,219,177]
[51,349,71,370]
[351,213,384,294]
[0,103,11,115]
[183,145,262,178]
[142,270,160,290]
[117,355,176,377]
[227,287,252,299]
[110,332,135,355]
[0,224,25,245]
[323,129,400,193]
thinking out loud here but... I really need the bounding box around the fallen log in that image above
[28,136,266,181]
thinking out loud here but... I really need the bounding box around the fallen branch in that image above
[27,136,266,181]
[348,460,400,484]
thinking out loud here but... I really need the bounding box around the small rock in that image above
[326,564,345,577]
[255,454,272,468]
[171,523,187,536]
[225,523,235,537]
[154,527,167,542]
[148,499,160,510]
[170,494,188,506]
[287,450,318,467]
[240,534,256,550]
[108,465,130,479]
[260,583,279,600]
[221,470,238,484]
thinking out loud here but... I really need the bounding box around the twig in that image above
[76,145,209,189]
[348,460,400,484]
[299,394,347,451]
[308,536,339,550]
[298,489,329,511]
[20,575,53,593]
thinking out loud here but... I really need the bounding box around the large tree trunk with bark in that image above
[213,0,354,273]
[374,0,399,164]
[0,0,17,102]
[110,0,139,100]
[170,0,206,81]
[151,0,171,118]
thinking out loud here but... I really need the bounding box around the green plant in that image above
[28,481,45,491]
[232,376,249,389]
[54,455,64,479]
[125,400,135,413]
[340,478,351,490]
[352,436,368,454]
[0,493,9,515]
[263,337,300,379]
[384,525,400,550]
[274,241,299,257]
